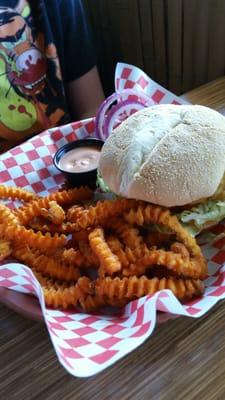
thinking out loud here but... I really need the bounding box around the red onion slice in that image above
[95,89,154,140]
[105,99,147,138]
[95,92,120,140]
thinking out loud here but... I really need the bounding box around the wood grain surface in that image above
[1,78,225,400]
[182,76,225,114]
[2,302,225,400]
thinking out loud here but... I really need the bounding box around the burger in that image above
[98,104,225,235]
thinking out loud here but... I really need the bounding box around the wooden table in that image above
[181,76,225,114]
[1,78,225,400]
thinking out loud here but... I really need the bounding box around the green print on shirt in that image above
[0,2,48,136]
[0,56,37,132]
[0,0,64,140]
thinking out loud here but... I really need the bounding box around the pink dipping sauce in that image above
[59,146,101,173]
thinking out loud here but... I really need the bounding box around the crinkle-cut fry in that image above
[0,185,37,201]
[62,248,90,268]
[0,239,12,260]
[0,204,20,225]
[33,273,94,309]
[89,228,121,276]
[53,243,98,270]
[28,218,54,233]
[46,186,93,203]
[167,215,203,258]
[122,249,207,279]
[108,218,150,262]
[121,244,154,265]
[107,218,146,249]
[106,234,151,268]
[40,201,65,225]
[67,205,86,222]
[0,223,66,250]
[124,205,202,257]
[33,270,119,311]
[170,242,190,259]
[16,186,92,225]
[106,236,129,268]
[76,198,140,229]
[94,276,204,303]
[13,246,80,282]
[48,221,77,234]
[79,294,105,311]
[29,217,78,234]
[44,286,80,309]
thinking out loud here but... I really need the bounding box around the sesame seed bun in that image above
[99,104,225,207]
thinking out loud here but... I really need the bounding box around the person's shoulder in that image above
[42,0,86,28]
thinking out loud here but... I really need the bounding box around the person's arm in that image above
[59,0,104,119]
[66,66,105,120]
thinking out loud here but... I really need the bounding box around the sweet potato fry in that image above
[16,186,92,225]
[124,204,202,257]
[0,182,207,311]
[94,276,204,304]
[0,223,66,250]
[40,201,65,225]
[0,185,37,201]
[13,246,80,282]
[89,228,121,276]
[122,249,207,279]
[76,198,140,229]
[0,239,12,260]
[67,205,86,222]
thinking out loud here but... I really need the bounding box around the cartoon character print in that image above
[0,0,65,141]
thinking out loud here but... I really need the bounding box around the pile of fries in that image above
[0,184,208,311]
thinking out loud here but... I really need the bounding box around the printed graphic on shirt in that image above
[0,0,65,140]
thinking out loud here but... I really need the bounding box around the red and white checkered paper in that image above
[0,63,224,377]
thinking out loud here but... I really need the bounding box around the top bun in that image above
[99,104,225,207]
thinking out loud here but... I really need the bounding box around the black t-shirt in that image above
[0,0,95,149]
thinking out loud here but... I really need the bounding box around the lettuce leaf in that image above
[177,199,225,236]
[96,171,225,237]
[96,171,110,193]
